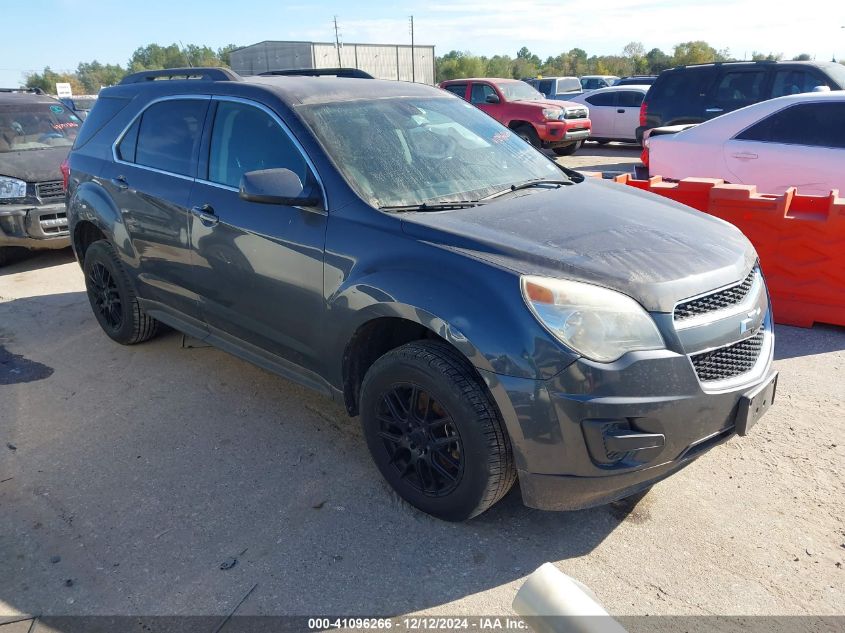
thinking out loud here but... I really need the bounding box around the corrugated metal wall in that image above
[231,41,435,84]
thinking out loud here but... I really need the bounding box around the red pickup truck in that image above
[439,78,591,155]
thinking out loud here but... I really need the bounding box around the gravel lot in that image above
[1,144,843,625]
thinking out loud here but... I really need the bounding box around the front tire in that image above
[515,125,541,148]
[360,341,516,521]
[83,240,160,345]
[553,140,583,156]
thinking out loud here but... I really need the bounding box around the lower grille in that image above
[691,330,765,382]
[38,212,69,235]
[36,180,65,202]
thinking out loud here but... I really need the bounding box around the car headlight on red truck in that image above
[542,108,565,121]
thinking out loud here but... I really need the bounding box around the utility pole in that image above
[409,15,415,82]
[333,16,342,67]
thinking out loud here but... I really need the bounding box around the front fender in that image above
[326,266,577,384]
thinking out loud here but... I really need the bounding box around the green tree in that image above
[672,41,719,66]
[751,51,783,61]
[217,44,240,67]
[76,61,126,93]
[435,51,486,81]
[485,55,514,77]
[24,67,84,95]
[566,48,588,75]
[645,48,672,73]
[792,53,812,61]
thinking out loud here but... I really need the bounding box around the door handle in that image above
[110,176,128,190]
[191,204,219,226]
[731,152,758,160]
[617,109,625,113]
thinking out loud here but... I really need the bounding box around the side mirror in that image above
[239,168,322,208]
[485,93,500,104]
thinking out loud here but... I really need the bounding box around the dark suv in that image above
[1,88,79,265]
[67,67,777,521]
[637,60,845,142]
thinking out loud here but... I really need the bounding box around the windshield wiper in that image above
[379,201,485,212]
[481,178,573,201]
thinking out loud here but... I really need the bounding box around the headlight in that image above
[521,276,665,362]
[0,176,26,199]
[542,108,564,121]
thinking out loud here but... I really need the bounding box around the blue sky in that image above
[2,0,844,87]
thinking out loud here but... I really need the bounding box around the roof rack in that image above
[258,68,374,79]
[675,60,781,69]
[119,67,241,84]
[0,87,46,94]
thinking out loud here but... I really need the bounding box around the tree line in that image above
[24,43,239,94]
[435,42,828,82]
[22,40,836,94]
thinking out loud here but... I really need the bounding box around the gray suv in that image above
[66,67,777,521]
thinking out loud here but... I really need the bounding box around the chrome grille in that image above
[35,180,65,202]
[675,268,757,321]
[564,107,589,120]
[690,330,764,382]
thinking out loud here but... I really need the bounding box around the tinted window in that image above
[208,101,307,189]
[117,119,139,162]
[618,91,644,108]
[736,102,845,148]
[443,84,467,99]
[538,80,553,96]
[771,70,826,97]
[134,99,207,176]
[585,92,615,107]
[73,96,130,149]
[715,71,766,104]
[471,83,497,104]
[651,69,715,105]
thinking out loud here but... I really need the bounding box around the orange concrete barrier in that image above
[609,175,845,328]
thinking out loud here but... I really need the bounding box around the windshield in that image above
[298,96,563,208]
[0,103,81,153]
[498,82,544,101]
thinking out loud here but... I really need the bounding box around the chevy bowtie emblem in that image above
[740,307,761,335]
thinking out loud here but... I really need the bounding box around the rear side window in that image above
[73,96,130,149]
[771,70,826,97]
[208,101,307,189]
[735,102,845,148]
[538,80,553,96]
[443,84,468,100]
[618,91,644,108]
[116,118,139,162]
[132,99,207,176]
[651,69,715,104]
[585,92,615,107]
[714,71,766,104]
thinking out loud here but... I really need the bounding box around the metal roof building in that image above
[230,40,436,85]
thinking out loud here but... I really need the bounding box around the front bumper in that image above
[0,202,70,249]
[538,121,591,146]
[480,329,776,511]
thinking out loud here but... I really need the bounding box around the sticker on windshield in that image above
[50,105,64,114]
[69,115,80,121]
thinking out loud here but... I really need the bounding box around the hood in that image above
[513,98,583,110]
[0,146,70,183]
[400,179,756,313]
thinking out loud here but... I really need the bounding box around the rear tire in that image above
[360,340,516,521]
[515,125,541,148]
[83,240,160,345]
[553,140,583,156]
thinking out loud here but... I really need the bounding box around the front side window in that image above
[470,83,497,104]
[208,101,307,189]
[736,102,845,148]
[298,96,562,208]
[133,99,207,176]
[497,82,544,101]
[0,102,81,153]
[771,70,826,97]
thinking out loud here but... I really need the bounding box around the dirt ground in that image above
[1,144,843,625]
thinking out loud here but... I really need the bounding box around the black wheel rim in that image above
[89,262,123,330]
[376,383,463,497]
